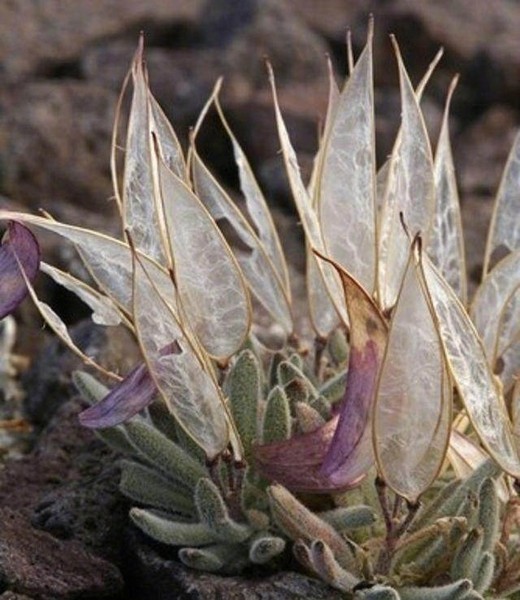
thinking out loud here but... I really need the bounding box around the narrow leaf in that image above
[130,508,217,546]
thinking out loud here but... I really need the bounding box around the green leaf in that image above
[248,534,286,564]
[130,508,216,545]
[227,349,261,459]
[195,478,252,543]
[399,579,473,600]
[261,385,291,443]
[178,543,245,573]
[125,420,208,488]
[119,459,193,513]
[450,528,483,581]
[318,506,376,531]
[477,477,500,553]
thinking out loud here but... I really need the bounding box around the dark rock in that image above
[0,508,122,600]
[455,105,519,198]
[0,0,204,84]
[0,397,126,599]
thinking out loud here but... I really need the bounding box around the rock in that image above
[0,508,122,599]
[0,397,126,599]
[455,105,519,198]
[0,0,205,84]
[0,81,118,216]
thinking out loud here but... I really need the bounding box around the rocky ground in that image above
[0,1,519,598]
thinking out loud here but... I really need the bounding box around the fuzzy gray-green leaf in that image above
[125,420,207,488]
[327,327,349,365]
[295,401,325,433]
[450,528,483,581]
[249,534,286,564]
[179,543,245,572]
[195,477,252,543]
[130,508,217,545]
[147,400,179,441]
[411,460,500,531]
[319,369,347,404]
[119,459,193,513]
[473,551,495,594]
[310,539,359,592]
[72,370,110,404]
[261,385,291,443]
[477,477,499,553]
[399,579,473,600]
[227,349,261,459]
[355,586,400,599]
[318,506,376,531]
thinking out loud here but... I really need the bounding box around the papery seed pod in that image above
[226,349,261,460]
[195,478,252,543]
[399,579,473,600]
[125,420,208,488]
[119,459,193,513]
[130,508,217,545]
[261,385,291,443]
[249,533,286,564]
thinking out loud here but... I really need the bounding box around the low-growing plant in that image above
[1,21,520,598]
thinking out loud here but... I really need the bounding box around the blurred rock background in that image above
[1,0,519,296]
[0,2,519,597]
